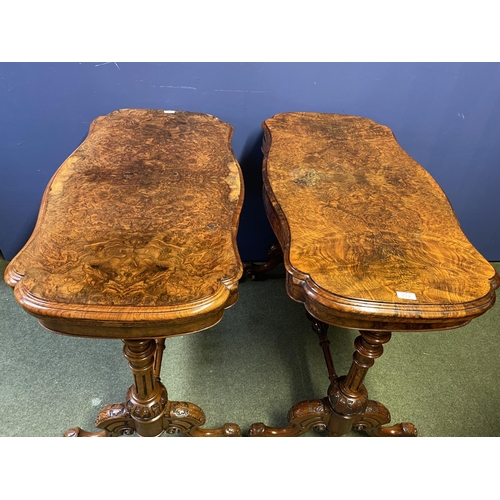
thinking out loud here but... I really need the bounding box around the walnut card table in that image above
[248,112,499,437]
[4,109,244,437]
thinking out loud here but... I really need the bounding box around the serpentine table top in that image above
[4,109,244,437]
[249,111,499,438]
[5,109,244,339]
[261,112,499,332]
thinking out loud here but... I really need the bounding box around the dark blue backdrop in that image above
[1,62,499,261]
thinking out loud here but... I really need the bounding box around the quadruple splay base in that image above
[249,321,417,438]
[249,392,417,438]
[64,339,241,437]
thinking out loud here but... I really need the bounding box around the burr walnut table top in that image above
[262,112,499,331]
[5,109,244,339]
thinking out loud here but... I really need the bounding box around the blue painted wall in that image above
[1,62,500,261]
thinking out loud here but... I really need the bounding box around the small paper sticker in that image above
[396,291,417,300]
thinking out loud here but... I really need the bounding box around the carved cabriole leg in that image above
[354,400,417,437]
[164,401,241,437]
[65,339,242,437]
[326,330,417,437]
[249,399,331,437]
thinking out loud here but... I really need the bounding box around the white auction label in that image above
[396,291,417,300]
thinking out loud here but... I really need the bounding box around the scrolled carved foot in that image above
[242,261,259,281]
[370,422,418,437]
[64,427,107,437]
[165,401,241,437]
[353,400,418,437]
[64,402,136,437]
[248,422,268,436]
[248,399,330,437]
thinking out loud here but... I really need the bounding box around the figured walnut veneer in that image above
[262,112,499,332]
[5,109,245,437]
[5,109,244,339]
[249,112,498,438]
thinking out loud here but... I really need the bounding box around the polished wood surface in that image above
[64,338,241,437]
[261,112,499,331]
[4,109,244,436]
[5,109,244,339]
[249,112,498,437]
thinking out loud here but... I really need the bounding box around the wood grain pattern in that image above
[4,109,244,338]
[262,112,499,331]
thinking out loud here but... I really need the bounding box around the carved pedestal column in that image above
[249,324,417,437]
[65,339,242,437]
[65,339,168,437]
[122,339,168,436]
[324,330,389,435]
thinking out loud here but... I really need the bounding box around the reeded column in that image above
[123,339,169,437]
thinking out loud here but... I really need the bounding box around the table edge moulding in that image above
[4,108,245,437]
[247,111,499,437]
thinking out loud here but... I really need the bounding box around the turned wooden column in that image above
[325,330,391,436]
[309,314,337,384]
[123,339,169,437]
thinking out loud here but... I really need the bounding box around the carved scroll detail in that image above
[65,339,241,437]
[248,399,330,437]
[354,400,418,437]
[242,243,283,280]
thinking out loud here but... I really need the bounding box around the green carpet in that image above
[1,257,499,437]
